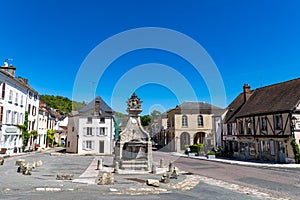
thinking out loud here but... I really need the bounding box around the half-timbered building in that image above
[223,78,300,163]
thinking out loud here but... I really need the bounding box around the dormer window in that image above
[100,118,105,123]
[87,117,92,123]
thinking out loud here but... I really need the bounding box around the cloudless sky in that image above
[1,0,300,115]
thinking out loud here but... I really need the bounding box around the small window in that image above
[100,127,105,135]
[239,120,244,135]
[86,127,93,136]
[72,127,75,132]
[247,119,252,135]
[87,117,92,123]
[15,93,18,105]
[100,118,105,123]
[198,115,204,126]
[85,141,94,149]
[67,141,70,147]
[28,104,31,113]
[182,115,188,127]
[260,117,267,131]
[275,115,282,130]
[20,95,23,107]
[8,90,13,103]
[227,124,232,135]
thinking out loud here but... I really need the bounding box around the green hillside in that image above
[40,95,86,114]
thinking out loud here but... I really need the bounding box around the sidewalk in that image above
[0,147,54,159]
[171,152,300,169]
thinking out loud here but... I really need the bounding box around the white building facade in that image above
[0,66,26,154]
[66,96,115,155]
[0,64,40,154]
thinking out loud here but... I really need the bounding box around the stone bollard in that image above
[15,159,26,166]
[151,164,157,174]
[0,157,4,165]
[97,172,114,185]
[160,172,170,183]
[97,159,103,170]
[168,162,173,172]
[160,159,164,168]
[114,161,119,173]
[36,160,43,167]
[171,168,179,179]
[22,164,33,175]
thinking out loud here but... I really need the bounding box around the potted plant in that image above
[207,150,216,159]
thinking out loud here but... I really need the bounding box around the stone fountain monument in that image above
[114,93,152,171]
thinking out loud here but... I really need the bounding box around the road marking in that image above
[35,187,62,192]
[196,175,290,200]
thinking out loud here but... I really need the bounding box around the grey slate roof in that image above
[77,96,113,117]
[172,102,224,115]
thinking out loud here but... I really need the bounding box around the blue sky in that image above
[1,0,300,115]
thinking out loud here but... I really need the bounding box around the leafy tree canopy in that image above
[40,95,86,114]
[140,115,151,127]
[150,110,162,119]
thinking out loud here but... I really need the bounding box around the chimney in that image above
[18,77,28,85]
[243,84,251,102]
[94,97,101,116]
[0,63,16,77]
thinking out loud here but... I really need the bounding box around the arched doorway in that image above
[180,132,190,150]
[194,132,205,144]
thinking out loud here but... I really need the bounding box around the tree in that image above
[47,130,56,147]
[140,115,151,127]
[16,111,30,148]
[150,110,162,120]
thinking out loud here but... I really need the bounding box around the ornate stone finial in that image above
[127,93,142,113]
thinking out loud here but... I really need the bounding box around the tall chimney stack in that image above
[94,97,101,116]
[243,84,251,102]
[0,63,16,77]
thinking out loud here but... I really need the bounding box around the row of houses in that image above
[149,78,300,163]
[64,77,300,163]
[222,80,300,163]
[1,59,299,163]
[0,62,66,155]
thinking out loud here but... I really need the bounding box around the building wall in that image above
[66,116,79,153]
[78,117,114,155]
[164,110,215,152]
[0,75,27,154]
[26,91,39,132]
[223,112,295,162]
[37,110,48,148]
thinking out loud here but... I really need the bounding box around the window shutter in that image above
[2,83,5,99]
[96,127,100,136]
[92,141,95,150]
[0,106,3,124]
[92,127,96,136]
[83,127,87,136]
[82,141,86,150]
[105,127,108,135]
